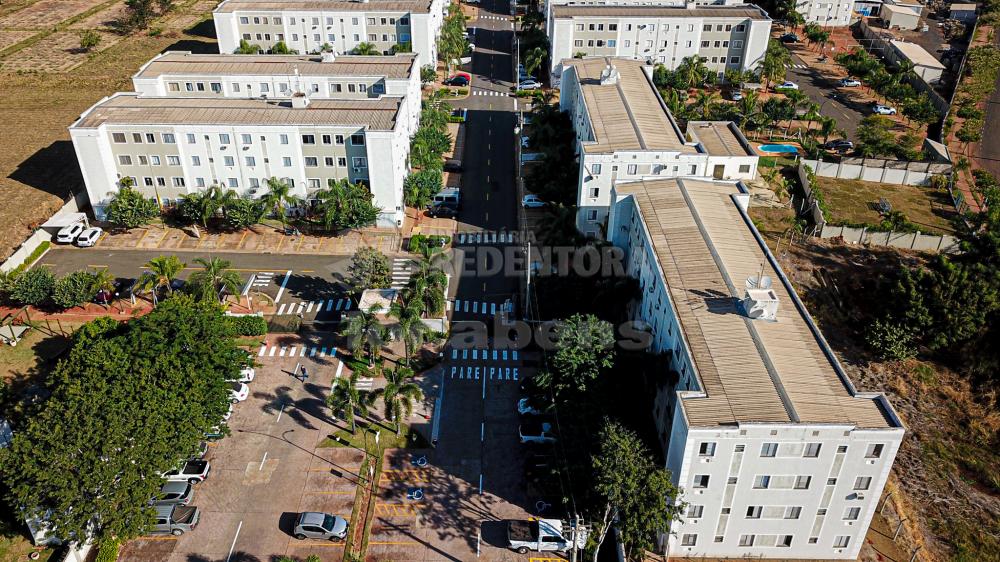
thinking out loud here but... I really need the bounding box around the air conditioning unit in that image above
[855,493,866,500]
[741,287,779,321]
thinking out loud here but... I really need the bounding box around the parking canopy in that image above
[41,213,88,229]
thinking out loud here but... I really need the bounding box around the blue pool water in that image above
[758,144,800,154]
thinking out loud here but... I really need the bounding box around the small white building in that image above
[950,3,977,24]
[69,92,412,227]
[879,1,922,30]
[796,0,856,26]
[213,0,448,68]
[889,40,945,83]
[605,177,905,559]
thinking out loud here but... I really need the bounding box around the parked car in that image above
[823,139,854,151]
[151,482,194,507]
[55,223,85,244]
[780,32,800,43]
[727,89,743,101]
[150,505,200,536]
[234,367,255,383]
[521,136,530,148]
[776,81,799,90]
[839,77,862,87]
[521,194,546,208]
[222,402,233,422]
[507,519,586,553]
[518,396,551,416]
[872,104,897,115]
[230,381,249,403]
[293,512,349,541]
[444,75,469,86]
[519,418,557,444]
[518,79,542,90]
[75,227,103,247]
[443,160,463,173]
[427,203,458,218]
[162,459,211,484]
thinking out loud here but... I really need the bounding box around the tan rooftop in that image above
[616,178,894,429]
[73,93,401,130]
[563,57,695,154]
[552,4,768,19]
[890,40,946,69]
[135,52,417,79]
[215,0,433,13]
[687,121,754,157]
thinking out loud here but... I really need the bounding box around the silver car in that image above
[293,512,349,540]
[151,481,194,506]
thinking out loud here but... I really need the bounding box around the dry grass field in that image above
[0,0,218,261]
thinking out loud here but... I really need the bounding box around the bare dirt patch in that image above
[67,1,127,31]
[0,30,36,51]
[0,0,106,28]
[1,30,121,72]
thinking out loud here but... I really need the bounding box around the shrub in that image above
[866,318,917,361]
[957,105,984,120]
[95,539,120,562]
[349,247,392,289]
[9,240,51,277]
[225,314,268,336]
[52,271,97,309]
[408,234,451,254]
[11,267,55,306]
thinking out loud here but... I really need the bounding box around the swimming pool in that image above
[758,144,800,154]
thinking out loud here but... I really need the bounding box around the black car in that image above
[823,139,854,152]
[427,204,458,218]
[780,32,799,43]
[443,160,463,173]
[444,75,469,86]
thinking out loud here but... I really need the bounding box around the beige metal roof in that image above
[563,57,695,154]
[215,0,433,13]
[687,121,753,157]
[73,93,401,130]
[617,178,894,429]
[890,40,946,69]
[552,4,768,19]
[135,52,417,79]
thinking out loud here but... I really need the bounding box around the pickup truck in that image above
[162,459,211,484]
[151,504,200,536]
[519,418,557,444]
[507,519,587,554]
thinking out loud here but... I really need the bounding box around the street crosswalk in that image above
[455,231,517,245]
[446,299,512,316]
[392,257,414,289]
[274,298,352,316]
[478,14,507,20]
[786,63,808,69]
[251,271,274,288]
[257,344,339,358]
[472,90,509,97]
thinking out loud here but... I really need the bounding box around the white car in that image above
[163,459,211,484]
[222,402,233,422]
[518,79,542,90]
[521,194,546,208]
[236,367,255,383]
[872,104,897,115]
[75,227,103,247]
[56,223,85,244]
[839,78,862,87]
[230,382,249,403]
[777,81,799,90]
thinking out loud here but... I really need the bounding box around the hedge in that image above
[95,539,121,562]
[9,240,50,276]
[225,314,268,336]
[408,234,451,254]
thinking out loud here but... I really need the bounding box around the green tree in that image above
[79,29,101,52]
[270,41,295,54]
[105,186,159,231]
[404,169,443,209]
[390,41,412,54]
[523,46,547,78]
[342,305,391,365]
[117,0,156,31]
[314,179,381,231]
[735,90,762,131]
[11,267,55,306]
[437,3,469,75]
[546,313,615,394]
[352,42,379,55]
[856,115,897,157]
[326,372,373,432]
[389,296,430,366]
[0,298,235,543]
[349,247,393,289]
[235,39,261,54]
[691,90,718,120]
[407,247,449,317]
[420,65,436,84]
[761,39,790,93]
[677,55,709,89]
[178,186,225,228]
[223,197,267,230]
[261,177,300,228]
[372,368,423,435]
[53,270,98,309]
[187,257,242,303]
[135,255,186,304]
[90,268,117,305]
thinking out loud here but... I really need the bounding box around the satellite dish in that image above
[746,276,773,290]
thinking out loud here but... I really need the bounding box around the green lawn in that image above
[0,324,75,382]
[816,177,959,235]
[0,509,54,562]
[320,419,429,451]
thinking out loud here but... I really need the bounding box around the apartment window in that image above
[359,83,367,93]
[274,17,281,24]
[786,506,802,519]
[746,506,762,519]
[693,475,710,489]
[687,505,704,518]
[701,40,710,48]
[624,40,631,47]
[351,134,365,145]
[167,156,180,166]
[324,157,335,166]
[150,156,161,165]
[313,34,320,42]
[777,535,792,548]
[156,177,166,186]
[760,443,778,457]
[331,83,343,93]
[866,444,884,458]
[172,177,185,187]
[818,508,828,515]
[834,536,850,548]
[352,157,368,168]
[739,164,751,173]
[368,34,377,41]
[735,24,746,32]
[794,476,812,490]
[280,134,289,144]
[311,17,319,25]
[190,155,200,166]
[588,23,595,31]
[753,475,770,489]
[733,40,743,49]
[185,82,194,92]
[725,24,732,31]
[739,535,755,547]
[609,23,617,30]
[348,84,357,93]
[844,507,861,520]
[242,33,251,40]
[687,24,694,31]
[854,476,872,490]
[118,155,133,165]
[304,157,319,167]
[249,178,260,189]
[186,133,197,144]
[282,157,292,167]
[160,133,175,144]
[731,56,741,65]
[145,133,156,143]
[591,163,602,175]
[711,57,718,63]
[400,16,409,25]
[368,17,376,24]
[838,445,849,453]
[372,84,384,94]
[734,444,745,452]
[259,83,270,93]
[608,40,616,47]
[210,82,222,93]
[337,157,347,167]
[827,478,837,485]
[624,164,636,175]
[261,17,268,24]
[586,210,598,221]
[219,134,231,144]
[589,187,599,198]
[322,134,333,145]
[716,24,723,31]
[698,442,716,457]
[138,155,148,165]
[714,41,721,48]
[195,83,206,92]
[302,134,316,144]
[804,443,822,457]
[245,156,256,166]
[241,134,252,145]
[278,83,289,94]
[221,156,234,167]
[227,178,238,188]
[703,24,711,31]
[130,132,143,143]
[334,134,345,145]
[685,40,692,48]
[195,177,205,188]
[681,534,697,547]
[239,16,249,24]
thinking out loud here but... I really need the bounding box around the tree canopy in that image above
[546,313,615,394]
[349,247,393,290]
[105,186,159,231]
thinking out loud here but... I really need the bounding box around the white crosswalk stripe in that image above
[447,299,512,316]
[456,231,516,244]
[273,297,351,315]
[252,271,274,287]
[786,63,807,69]
[472,90,509,97]
[355,377,375,390]
[392,257,414,289]
[255,344,338,358]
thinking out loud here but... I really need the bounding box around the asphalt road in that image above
[787,52,864,140]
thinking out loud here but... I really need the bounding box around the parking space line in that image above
[275,270,292,303]
[297,302,306,314]
[344,300,352,310]
[225,520,243,562]
[310,347,317,357]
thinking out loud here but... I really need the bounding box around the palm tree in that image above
[372,368,423,435]
[761,40,790,93]
[408,247,449,318]
[783,89,808,135]
[326,371,373,433]
[819,116,840,144]
[539,203,584,246]
[341,305,392,366]
[661,88,687,119]
[352,42,378,55]
[135,255,186,304]
[692,90,718,120]
[261,177,300,228]
[389,297,429,366]
[90,268,117,306]
[188,257,243,302]
[524,47,547,77]
[736,91,762,132]
[677,56,708,89]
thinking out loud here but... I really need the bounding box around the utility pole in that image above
[524,240,531,318]
[569,513,582,562]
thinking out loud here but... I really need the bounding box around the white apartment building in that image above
[558,57,758,236]
[606,177,904,559]
[548,4,771,76]
[131,51,422,136]
[213,0,447,67]
[796,0,856,26]
[69,93,411,227]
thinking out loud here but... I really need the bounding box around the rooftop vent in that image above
[599,64,619,86]
[290,91,310,109]
[741,287,779,321]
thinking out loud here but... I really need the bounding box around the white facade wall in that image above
[213,0,445,67]
[550,12,770,76]
[796,0,855,26]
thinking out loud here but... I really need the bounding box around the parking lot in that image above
[119,332,362,562]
